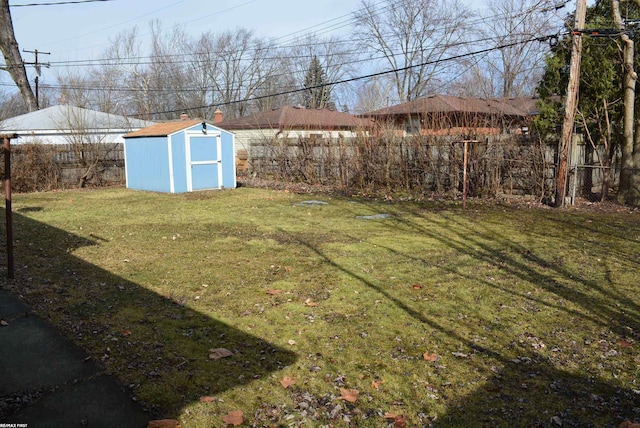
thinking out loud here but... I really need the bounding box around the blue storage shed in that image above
[123,119,236,193]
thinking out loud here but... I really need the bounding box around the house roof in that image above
[364,95,539,118]
[124,120,206,138]
[216,106,374,131]
[0,104,155,132]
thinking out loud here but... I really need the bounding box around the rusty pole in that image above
[463,140,469,209]
[3,135,14,279]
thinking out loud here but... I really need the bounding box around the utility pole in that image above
[23,49,50,110]
[555,0,587,207]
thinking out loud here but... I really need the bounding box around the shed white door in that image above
[186,132,222,191]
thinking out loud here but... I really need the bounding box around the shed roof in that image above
[0,104,155,132]
[124,120,205,138]
[216,106,374,131]
[364,95,539,118]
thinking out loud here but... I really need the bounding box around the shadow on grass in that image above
[1,212,297,420]
[287,201,640,426]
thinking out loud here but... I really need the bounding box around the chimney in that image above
[214,109,223,123]
[180,112,188,121]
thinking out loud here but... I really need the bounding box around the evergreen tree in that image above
[303,56,333,109]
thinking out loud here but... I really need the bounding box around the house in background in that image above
[363,95,539,138]
[0,104,155,144]
[216,105,375,170]
[0,104,156,189]
[123,118,236,193]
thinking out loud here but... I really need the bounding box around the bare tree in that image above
[207,29,279,119]
[487,0,559,97]
[352,77,395,114]
[56,105,129,188]
[0,89,28,119]
[55,27,148,117]
[353,0,471,103]
[0,0,37,111]
[144,22,193,119]
[286,34,355,109]
[56,68,93,108]
[99,27,158,119]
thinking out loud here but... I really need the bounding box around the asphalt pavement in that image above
[0,288,151,427]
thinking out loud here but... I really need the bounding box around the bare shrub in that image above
[2,143,61,193]
[248,128,552,200]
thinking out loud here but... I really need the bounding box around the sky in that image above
[5,0,368,87]
[3,0,576,98]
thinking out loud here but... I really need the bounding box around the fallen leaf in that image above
[394,415,407,427]
[284,266,292,272]
[338,388,359,403]
[266,289,282,295]
[280,376,296,388]
[287,339,296,346]
[147,420,180,428]
[305,298,318,307]
[121,329,132,337]
[618,340,633,348]
[412,284,423,289]
[222,410,243,426]
[209,348,233,360]
[372,380,384,390]
[384,412,398,419]
[423,352,440,362]
[199,396,215,403]
[620,421,640,428]
[0,320,8,326]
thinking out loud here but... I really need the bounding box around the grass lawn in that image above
[2,187,640,427]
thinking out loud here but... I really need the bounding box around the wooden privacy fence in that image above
[1,143,125,192]
[0,137,621,203]
[248,135,557,199]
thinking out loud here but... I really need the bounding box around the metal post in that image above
[3,135,14,279]
[571,166,578,206]
[463,140,469,209]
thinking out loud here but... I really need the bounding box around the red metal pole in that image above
[463,140,469,209]
[4,136,14,279]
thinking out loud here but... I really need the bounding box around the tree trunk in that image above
[0,0,37,111]
[614,0,640,205]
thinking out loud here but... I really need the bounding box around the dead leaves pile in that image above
[200,372,414,426]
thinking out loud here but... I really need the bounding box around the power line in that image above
[10,0,114,6]
[30,0,560,67]
[1,0,568,114]
[26,31,552,96]
[140,33,563,117]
